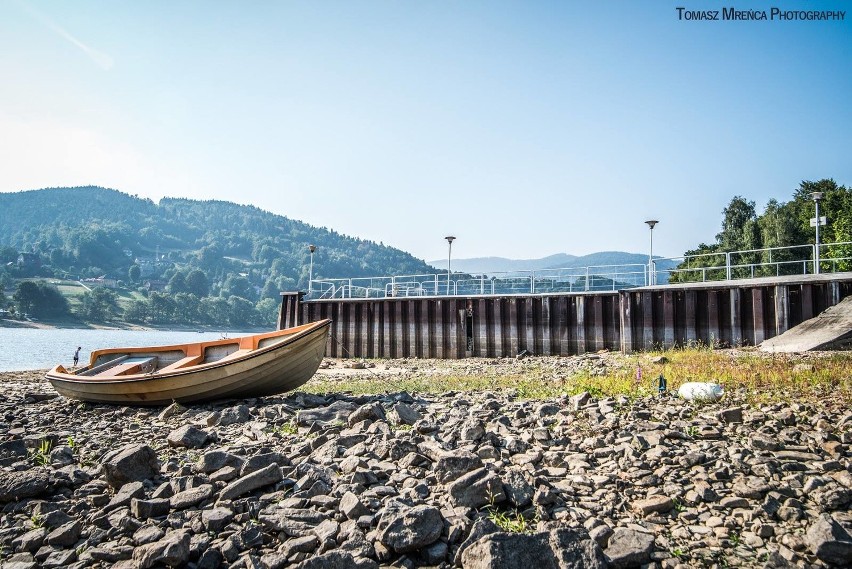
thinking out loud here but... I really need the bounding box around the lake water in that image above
[0,328,234,371]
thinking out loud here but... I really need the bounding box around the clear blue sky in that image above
[1,1,850,262]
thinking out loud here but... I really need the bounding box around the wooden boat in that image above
[46,319,332,405]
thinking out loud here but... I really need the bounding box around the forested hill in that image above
[0,186,434,292]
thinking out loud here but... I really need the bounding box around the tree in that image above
[13,281,69,318]
[13,281,41,316]
[173,292,200,323]
[222,275,254,301]
[185,269,209,297]
[201,296,230,326]
[168,271,188,294]
[227,296,257,327]
[255,298,279,327]
[148,292,175,324]
[128,264,141,283]
[79,287,120,322]
[716,196,758,252]
[124,299,148,323]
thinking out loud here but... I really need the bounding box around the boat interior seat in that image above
[93,356,158,378]
[216,349,253,363]
[158,355,204,373]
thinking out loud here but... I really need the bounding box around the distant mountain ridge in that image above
[429,251,677,275]
[0,186,435,290]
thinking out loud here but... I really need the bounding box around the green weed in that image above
[30,439,53,466]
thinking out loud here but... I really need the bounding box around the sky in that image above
[1,1,850,264]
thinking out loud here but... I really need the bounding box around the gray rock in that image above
[241,451,290,475]
[219,463,283,501]
[0,468,51,502]
[196,547,224,569]
[377,503,443,553]
[348,402,386,426]
[12,528,46,553]
[461,528,606,569]
[297,401,357,426]
[604,528,655,569]
[101,444,159,489]
[218,404,252,426]
[0,439,29,466]
[133,524,165,545]
[166,424,211,449]
[449,468,506,508]
[195,450,245,473]
[45,520,82,547]
[389,402,421,425]
[131,498,170,519]
[202,507,234,532]
[719,406,743,423]
[157,401,187,420]
[633,495,673,515]
[132,529,191,568]
[340,491,370,520]
[105,480,145,511]
[292,550,378,569]
[435,449,484,483]
[502,469,534,508]
[806,513,852,566]
[170,484,213,509]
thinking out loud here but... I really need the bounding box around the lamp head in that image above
[308,245,317,253]
[644,220,659,229]
[810,192,824,202]
[444,236,456,244]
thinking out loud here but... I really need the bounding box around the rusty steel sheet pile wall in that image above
[279,276,852,358]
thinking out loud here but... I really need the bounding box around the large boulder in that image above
[604,528,655,569]
[0,468,52,502]
[377,503,444,553]
[101,444,159,489]
[132,529,191,568]
[806,514,852,566]
[461,527,606,568]
[448,468,505,508]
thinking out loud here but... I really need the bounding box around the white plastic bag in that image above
[678,382,724,402]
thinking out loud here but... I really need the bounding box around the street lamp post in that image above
[645,220,658,285]
[444,236,455,295]
[810,192,824,274]
[308,245,317,291]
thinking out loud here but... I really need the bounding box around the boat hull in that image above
[46,320,331,406]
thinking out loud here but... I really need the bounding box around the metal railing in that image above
[309,264,648,299]
[655,242,852,284]
[305,241,852,300]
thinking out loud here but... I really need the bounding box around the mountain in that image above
[0,186,435,295]
[427,253,577,274]
[429,251,677,275]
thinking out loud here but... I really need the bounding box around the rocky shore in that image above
[0,357,851,568]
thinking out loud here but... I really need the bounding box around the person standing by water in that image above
[73,347,81,367]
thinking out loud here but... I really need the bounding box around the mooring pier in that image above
[278,273,852,359]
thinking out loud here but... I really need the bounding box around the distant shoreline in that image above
[0,318,271,334]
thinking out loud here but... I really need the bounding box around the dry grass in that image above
[303,348,852,405]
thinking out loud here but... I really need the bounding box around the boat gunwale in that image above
[46,319,331,385]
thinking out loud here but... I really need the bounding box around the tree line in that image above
[670,179,852,281]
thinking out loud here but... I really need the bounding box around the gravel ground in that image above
[0,353,850,568]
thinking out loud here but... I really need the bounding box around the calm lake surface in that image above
[0,328,233,371]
